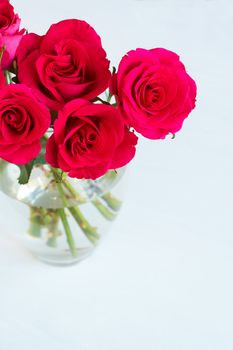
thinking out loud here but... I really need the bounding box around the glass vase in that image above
[0,160,126,266]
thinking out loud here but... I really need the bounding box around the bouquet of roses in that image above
[0,0,196,263]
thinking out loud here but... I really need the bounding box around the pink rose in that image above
[0,84,50,164]
[0,0,21,35]
[45,99,138,179]
[111,48,197,139]
[0,0,25,69]
[16,19,111,111]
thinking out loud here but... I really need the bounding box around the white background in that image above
[0,0,233,349]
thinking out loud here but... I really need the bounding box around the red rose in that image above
[16,19,111,111]
[111,48,197,139]
[0,84,50,164]
[0,69,5,87]
[45,99,138,179]
[0,0,25,69]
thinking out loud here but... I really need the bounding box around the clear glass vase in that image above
[0,160,126,266]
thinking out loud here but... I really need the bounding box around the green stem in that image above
[63,180,85,203]
[52,167,100,245]
[57,177,100,244]
[51,168,77,256]
[102,192,122,212]
[92,198,116,221]
[60,172,117,221]
[57,208,77,257]
[4,70,11,85]
[28,207,42,238]
[107,91,113,103]
[51,168,64,184]
[28,207,61,248]
[52,168,85,203]
[43,134,49,142]
[56,181,68,206]
[46,210,61,248]
[68,207,100,244]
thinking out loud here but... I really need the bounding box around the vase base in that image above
[32,247,94,267]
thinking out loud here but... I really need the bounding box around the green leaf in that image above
[18,160,35,185]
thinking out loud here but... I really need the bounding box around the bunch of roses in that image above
[0,0,197,180]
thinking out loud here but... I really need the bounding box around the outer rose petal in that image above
[16,33,42,62]
[40,19,102,53]
[150,48,182,67]
[0,140,41,165]
[1,30,24,69]
[69,161,110,180]
[45,135,59,168]
[109,72,118,96]
[110,129,138,169]
[0,70,5,87]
